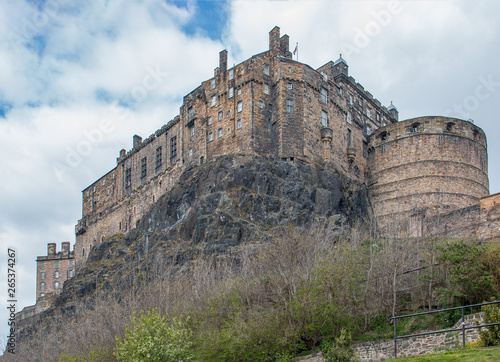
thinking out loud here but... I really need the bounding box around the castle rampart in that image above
[368,116,489,236]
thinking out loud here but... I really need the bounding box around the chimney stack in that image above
[62,242,70,256]
[269,26,280,55]
[48,243,56,256]
[219,50,228,74]
[133,135,142,149]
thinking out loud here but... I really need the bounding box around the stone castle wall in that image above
[368,116,489,237]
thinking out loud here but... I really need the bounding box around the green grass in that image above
[388,346,500,361]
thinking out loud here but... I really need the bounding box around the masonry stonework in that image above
[74,26,498,267]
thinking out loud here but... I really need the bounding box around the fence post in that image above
[462,307,465,350]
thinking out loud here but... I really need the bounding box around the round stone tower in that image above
[368,116,489,237]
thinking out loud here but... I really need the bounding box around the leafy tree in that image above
[436,241,496,306]
[114,309,193,362]
[323,328,358,362]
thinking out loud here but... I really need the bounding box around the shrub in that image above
[114,309,193,361]
[479,302,500,347]
[322,329,358,362]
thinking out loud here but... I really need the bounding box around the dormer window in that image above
[264,64,270,75]
[211,79,216,89]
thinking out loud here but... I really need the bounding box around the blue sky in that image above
[1,0,500,349]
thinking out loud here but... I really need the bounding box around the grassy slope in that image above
[388,347,500,361]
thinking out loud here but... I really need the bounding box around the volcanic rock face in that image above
[134,155,370,252]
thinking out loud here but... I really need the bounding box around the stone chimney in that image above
[269,26,280,55]
[219,49,228,74]
[48,243,56,257]
[61,242,70,257]
[280,34,290,58]
[133,135,142,149]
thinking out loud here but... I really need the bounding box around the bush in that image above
[322,329,358,362]
[479,302,500,347]
[114,309,193,361]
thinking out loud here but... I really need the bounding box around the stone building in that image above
[36,242,76,301]
[74,26,498,266]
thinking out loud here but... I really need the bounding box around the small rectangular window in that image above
[208,116,212,125]
[41,282,45,290]
[156,147,162,169]
[347,129,352,147]
[236,119,242,130]
[55,281,60,290]
[211,79,216,89]
[349,95,353,105]
[55,271,59,279]
[264,84,269,95]
[208,132,214,142]
[258,100,264,109]
[41,262,45,270]
[170,136,177,159]
[189,148,193,157]
[218,111,223,121]
[107,188,110,196]
[55,261,59,269]
[188,107,194,118]
[287,82,293,90]
[125,168,131,187]
[237,88,242,96]
[229,87,234,98]
[286,99,294,113]
[229,69,234,80]
[367,108,371,119]
[190,125,195,137]
[102,179,105,186]
[237,101,243,113]
[41,272,45,279]
[69,270,74,278]
[69,260,74,267]
[264,64,270,75]
[321,88,328,103]
[211,96,216,107]
[347,111,352,124]
[218,127,223,138]
[321,110,328,127]
[141,157,147,178]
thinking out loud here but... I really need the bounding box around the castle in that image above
[72,26,499,268]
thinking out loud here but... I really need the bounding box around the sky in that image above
[1,0,500,344]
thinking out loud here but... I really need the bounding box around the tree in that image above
[114,309,193,362]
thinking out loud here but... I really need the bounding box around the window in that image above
[141,157,147,178]
[286,99,294,113]
[218,111,223,121]
[264,64,270,75]
[321,110,328,127]
[347,129,352,147]
[55,271,59,279]
[170,136,177,158]
[41,272,45,279]
[190,125,195,137]
[366,124,372,136]
[349,95,353,105]
[86,191,89,197]
[208,132,214,142]
[208,116,212,125]
[347,111,352,124]
[40,293,44,297]
[321,88,328,103]
[211,79,216,89]
[70,260,74,267]
[112,172,115,179]
[382,120,387,127]
[229,87,234,98]
[258,100,264,109]
[236,119,242,130]
[237,101,243,113]
[200,156,204,165]
[229,69,234,80]
[69,270,74,278]
[55,261,59,269]
[125,168,131,188]
[264,84,269,94]
[106,188,110,196]
[237,88,242,96]
[188,107,194,118]
[156,147,162,168]
[211,96,216,107]
[287,82,293,90]
[367,108,371,119]
[321,72,328,82]
[55,281,60,290]
[189,148,193,157]
[102,179,105,186]
[218,128,223,138]
[227,128,231,135]
[41,262,45,270]
[93,186,96,192]
[41,282,45,290]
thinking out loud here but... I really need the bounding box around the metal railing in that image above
[389,300,500,359]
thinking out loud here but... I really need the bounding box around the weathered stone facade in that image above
[36,242,76,301]
[75,26,498,267]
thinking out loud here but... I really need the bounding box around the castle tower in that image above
[332,54,348,78]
